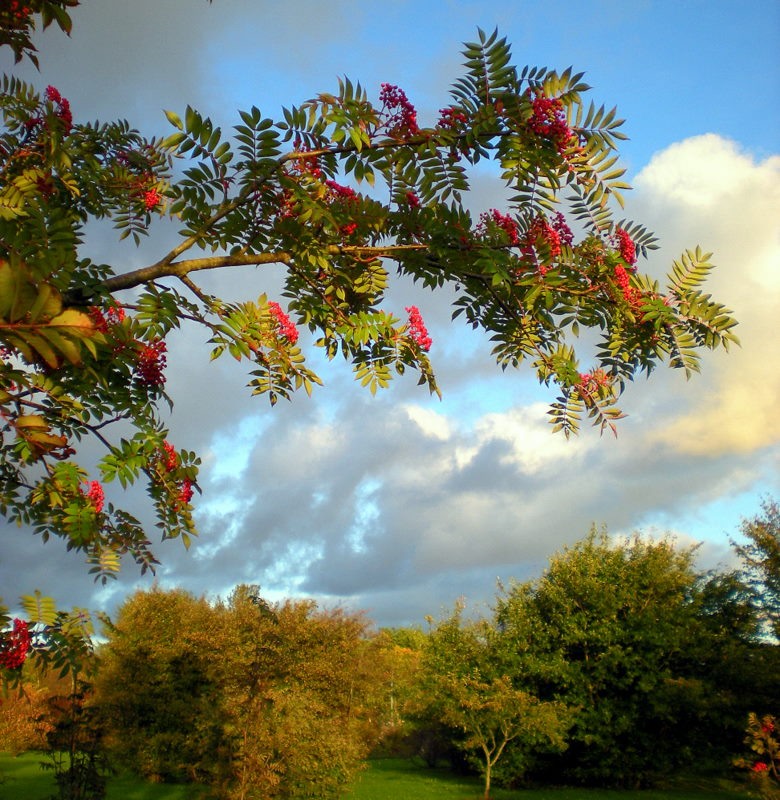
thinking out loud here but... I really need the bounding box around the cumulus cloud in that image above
[630,135,780,455]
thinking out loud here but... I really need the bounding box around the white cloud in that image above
[631,135,780,455]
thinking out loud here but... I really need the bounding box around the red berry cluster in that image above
[520,214,573,275]
[325,179,356,201]
[527,91,575,156]
[268,301,299,345]
[162,440,178,471]
[88,301,126,333]
[290,137,324,179]
[613,264,643,312]
[156,441,193,507]
[44,86,72,135]
[2,1,33,28]
[84,480,104,513]
[405,305,432,352]
[178,479,194,505]
[143,188,161,211]
[324,180,361,237]
[405,191,420,208]
[550,211,574,247]
[437,106,468,130]
[135,339,167,387]
[379,83,419,138]
[478,209,520,246]
[0,619,31,670]
[614,227,637,266]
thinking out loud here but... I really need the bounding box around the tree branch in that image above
[99,244,429,294]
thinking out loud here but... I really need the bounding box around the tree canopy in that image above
[1,4,738,656]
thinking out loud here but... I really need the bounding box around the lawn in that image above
[346,758,754,800]
[1,752,753,800]
[0,752,205,800]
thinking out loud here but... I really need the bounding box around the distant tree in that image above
[95,585,385,799]
[733,498,780,639]
[0,6,739,639]
[422,604,571,798]
[493,530,766,787]
[93,588,229,784]
[220,587,382,799]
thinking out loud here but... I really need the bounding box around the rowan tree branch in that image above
[99,244,429,294]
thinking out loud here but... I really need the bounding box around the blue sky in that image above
[1,1,779,626]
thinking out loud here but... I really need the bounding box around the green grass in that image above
[2,753,753,800]
[0,752,205,800]
[346,758,754,800]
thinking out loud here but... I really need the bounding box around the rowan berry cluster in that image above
[613,264,643,312]
[178,478,194,505]
[143,188,161,210]
[88,302,126,333]
[405,305,432,351]
[527,91,575,155]
[379,83,419,138]
[84,480,104,513]
[578,368,610,393]
[268,301,299,345]
[519,213,573,275]
[45,85,72,134]
[135,339,167,387]
[437,106,468,130]
[614,227,637,266]
[477,209,520,246]
[0,619,31,670]
[290,137,323,179]
[162,440,178,471]
[156,440,194,508]
[1,1,33,28]
[324,180,360,237]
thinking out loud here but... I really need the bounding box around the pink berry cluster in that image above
[268,301,299,345]
[405,305,432,351]
[0,619,31,670]
[323,180,360,238]
[578,368,610,393]
[135,339,168,387]
[379,83,419,138]
[527,91,575,156]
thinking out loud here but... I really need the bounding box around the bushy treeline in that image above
[2,500,778,798]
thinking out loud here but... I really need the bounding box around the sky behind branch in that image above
[1,0,779,627]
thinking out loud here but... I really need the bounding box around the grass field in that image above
[346,759,753,800]
[1,753,753,800]
[0,752,205,800]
